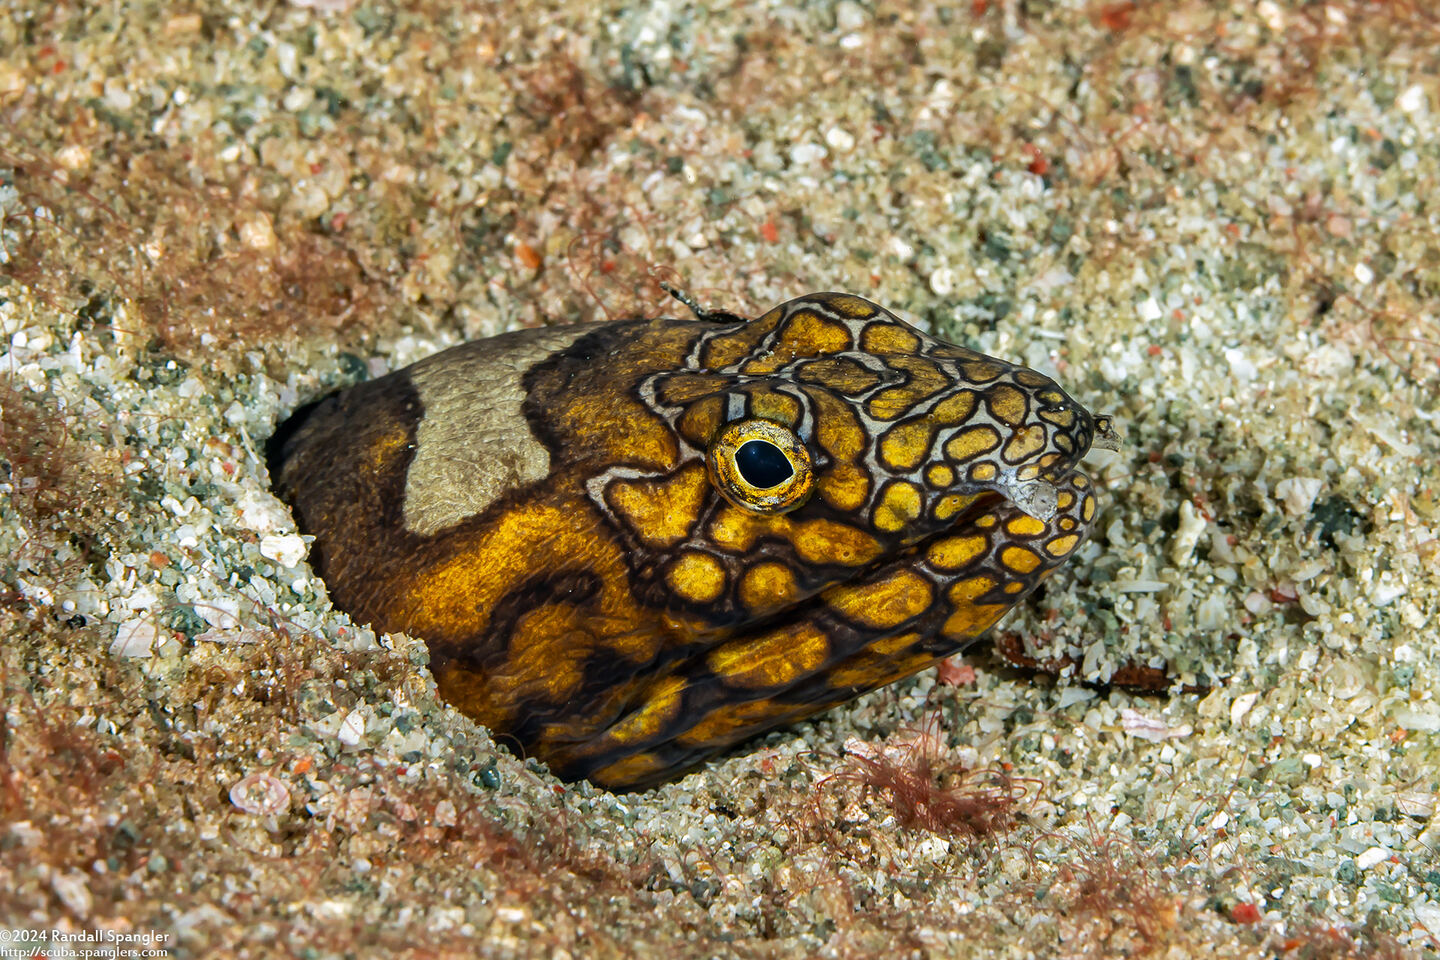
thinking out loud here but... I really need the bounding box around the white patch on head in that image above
[402,325,594,536]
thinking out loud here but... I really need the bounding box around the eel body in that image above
[271,293,1111,789]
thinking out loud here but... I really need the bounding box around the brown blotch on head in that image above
[817,461,871,512]
[927,534,989,571]
[961,360,1005,382]
[438,600,594,732]
[876,389,981,472]
[819,293,882,318]
[707,503,776,553]
[1014,369,1053,388]
[1039,407,1075,429]
[792,517,883,566]
[871,479,924,533]
[796,356,884,395]
[860,322,922,356]
[968,462,998,482]
[1005,514,1047,537]
[740,310,853,374]
[1045,533,1080,556]
[746,387,803,425]
[654,373,732,406]
[932,491,982,521]
[866,356,950,420]
[665,550,728,603]
[677,394,725,446]
[738,561,799,612]
[1000,545,1043,575]
[391,501,646,662]
[945,425,1002,462]
[802,385,868,461]
[879,419,938,471]
[555,392,679,472]
[925,463,955,488]
[605,462,710,548]
[985,384,1028,427]
[1002,424,1048,464]
[825,568,934,629]
[930,389,979,425]
[701,307,785,369]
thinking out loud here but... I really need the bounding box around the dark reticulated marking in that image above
[270,293,1114,790]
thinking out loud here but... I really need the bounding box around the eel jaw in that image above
[997,476,1061,522]
[1000,412,1121,521]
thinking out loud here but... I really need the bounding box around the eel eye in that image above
[707,418,814,514]
[736,440,793,487]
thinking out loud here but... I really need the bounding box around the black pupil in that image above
[735,440,794,489]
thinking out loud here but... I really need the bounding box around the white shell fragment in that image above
[260,533,307,567]
[50,871,93,918]
[337,709,367,748]
[1120,708,1192,742]
[1355,847,1389,871]
[1169,500,1206,566]
[110,617,162,658]
[229,773,291,816]
[1274,477,1323,517]
[237,490,295,535]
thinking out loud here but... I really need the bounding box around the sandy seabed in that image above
[2,1,1440,957]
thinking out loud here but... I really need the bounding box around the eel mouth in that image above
[997,475,1062,521]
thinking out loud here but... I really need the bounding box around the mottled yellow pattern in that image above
[275,292,1109,789]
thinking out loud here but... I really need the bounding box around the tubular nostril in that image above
[1091,416,1123,452]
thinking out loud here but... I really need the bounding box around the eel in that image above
[269,292,1116,790]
